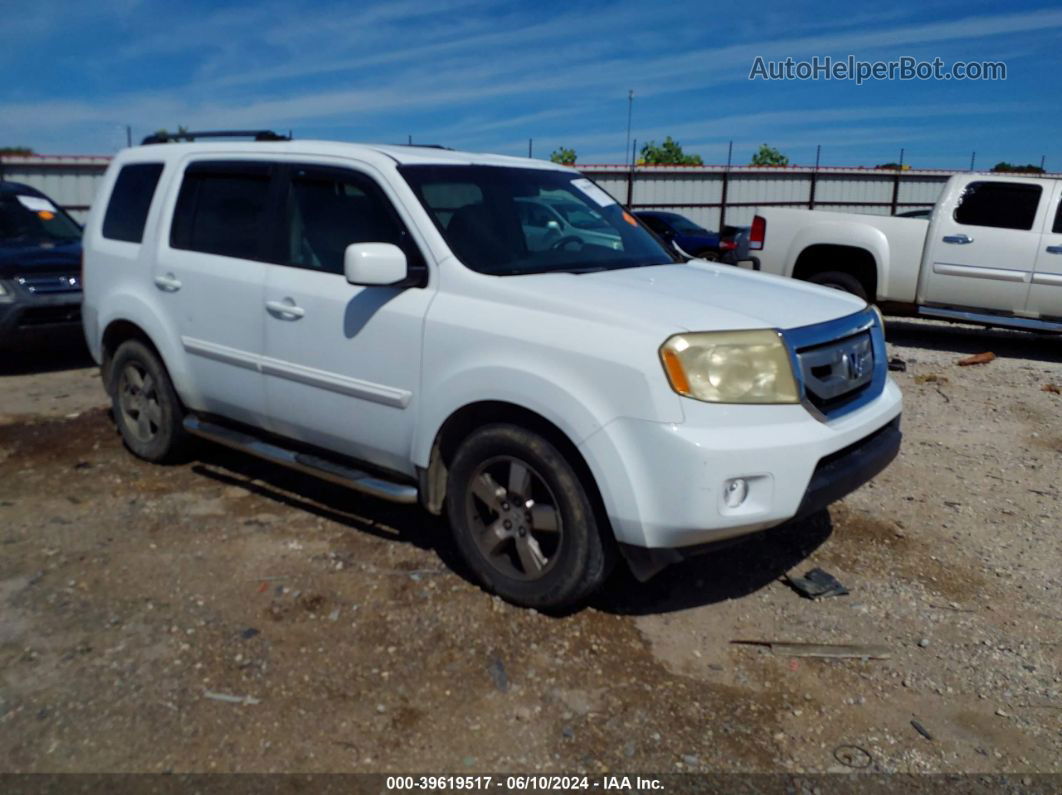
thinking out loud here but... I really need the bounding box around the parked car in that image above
[634,211,722,260]
[752,174,1062,332]
[82,132,902,608]
[516,196,621,251]
[0,181,83,349]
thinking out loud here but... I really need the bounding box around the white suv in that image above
[82,132,903,608]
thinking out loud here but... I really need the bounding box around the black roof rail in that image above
[395,143,452,150]
[140,130,291,145]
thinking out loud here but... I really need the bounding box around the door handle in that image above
[942,234,973,245]
[265,299,305,319]
[153,273,182,291]
[1046,245,1062,254]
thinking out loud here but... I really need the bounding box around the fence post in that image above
[626,139,636,209]
[809,144,821,210]
[719,140,733,228]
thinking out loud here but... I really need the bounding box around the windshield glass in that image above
[0,194,81,245]
[399,165,677,275]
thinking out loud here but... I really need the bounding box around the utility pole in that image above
[408,134,412,145]
[970,151,976,171]
[528,138,532,158]
[1041,154,1046,171]
[125,125,132,147]
[625,89,634,167]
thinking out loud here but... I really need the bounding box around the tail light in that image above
[749,215,766,251]
[719,239,736,251]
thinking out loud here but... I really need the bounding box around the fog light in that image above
[723,478,749,508]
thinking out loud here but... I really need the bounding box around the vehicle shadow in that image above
[885,319,1062,364]
[0,336,95,376]
[192,438,833,616]
[189,441,472,580]
[589,511,834,616]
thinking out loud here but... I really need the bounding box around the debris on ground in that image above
[785,567,849,599]
[203,690,260,705]
[913,373,949,384]
[730,641,891,659]
[833,744,873,769]
[487,655,509,692]
[957,351,996,366]
[888,357,907,372]
[1042,383,1061,395]
[911,719,934,741]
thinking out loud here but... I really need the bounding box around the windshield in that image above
[399,165,677,275]
[0,194,81,245]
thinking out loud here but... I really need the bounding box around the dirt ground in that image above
[0,319,1059,776]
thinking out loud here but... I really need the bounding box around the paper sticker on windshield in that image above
[570,178,616,208]
[16,195,58,214]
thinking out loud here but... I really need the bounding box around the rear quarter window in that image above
[102,163,165,243]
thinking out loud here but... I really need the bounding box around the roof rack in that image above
[396,143,452,150]
[140,130,291,145]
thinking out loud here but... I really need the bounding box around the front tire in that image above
[109,339,189,463]
[446,424,612,609]
[807,270,868,300]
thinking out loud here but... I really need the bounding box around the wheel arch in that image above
[792,243,879,300]
[417,401,612,539]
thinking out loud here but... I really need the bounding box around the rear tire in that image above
[109,339,189,463]
[446,424,612,609]
[696,249,720,262]
[807,271,868,301]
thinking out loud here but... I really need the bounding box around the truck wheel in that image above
[807,271,868,301]
[109,339,189,463]
[446,424,612,609]
[697,249,720,262]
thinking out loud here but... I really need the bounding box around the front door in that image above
[262,163,433,475]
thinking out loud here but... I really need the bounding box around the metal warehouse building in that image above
[0,152,1005,228]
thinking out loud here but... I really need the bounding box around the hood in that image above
[504,261,867,333]
[0,240,81,279]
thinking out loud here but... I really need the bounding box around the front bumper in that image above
[0,291,83,347]
[578,375,902,554]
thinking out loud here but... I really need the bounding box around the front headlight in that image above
[660,329,799,404]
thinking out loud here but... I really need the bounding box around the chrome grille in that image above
[16,273,81,294]
[782,309,886,421]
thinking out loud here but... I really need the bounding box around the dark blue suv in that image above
[0,181,83,349]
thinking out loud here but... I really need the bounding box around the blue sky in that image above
[2,0,1060,169]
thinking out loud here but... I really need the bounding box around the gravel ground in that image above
[0,319,1058,775]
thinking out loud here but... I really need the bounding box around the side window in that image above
[953,181,1042,231]
[283,167,421,274]
[102,163,164,243]
[170,162,273,260]
[518,202,551,228]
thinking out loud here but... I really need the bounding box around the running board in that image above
[183,416,418,504]
[918,306,1062,333]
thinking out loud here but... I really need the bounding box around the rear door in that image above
[157,160,277,422]
[921,179,1046,313]
[261,162,433,475]
[1025,181,1062,322]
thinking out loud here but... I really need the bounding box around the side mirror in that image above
[546,220,561,232]
[343,243,407,286]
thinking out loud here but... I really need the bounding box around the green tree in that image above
[991,161,1044,174]
[639,136,702,165]
[0,146,34,155]
[550,146,577,165]
[875,162,902,170]
[750,144,789,166]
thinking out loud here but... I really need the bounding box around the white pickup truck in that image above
[750,174,1062,333]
